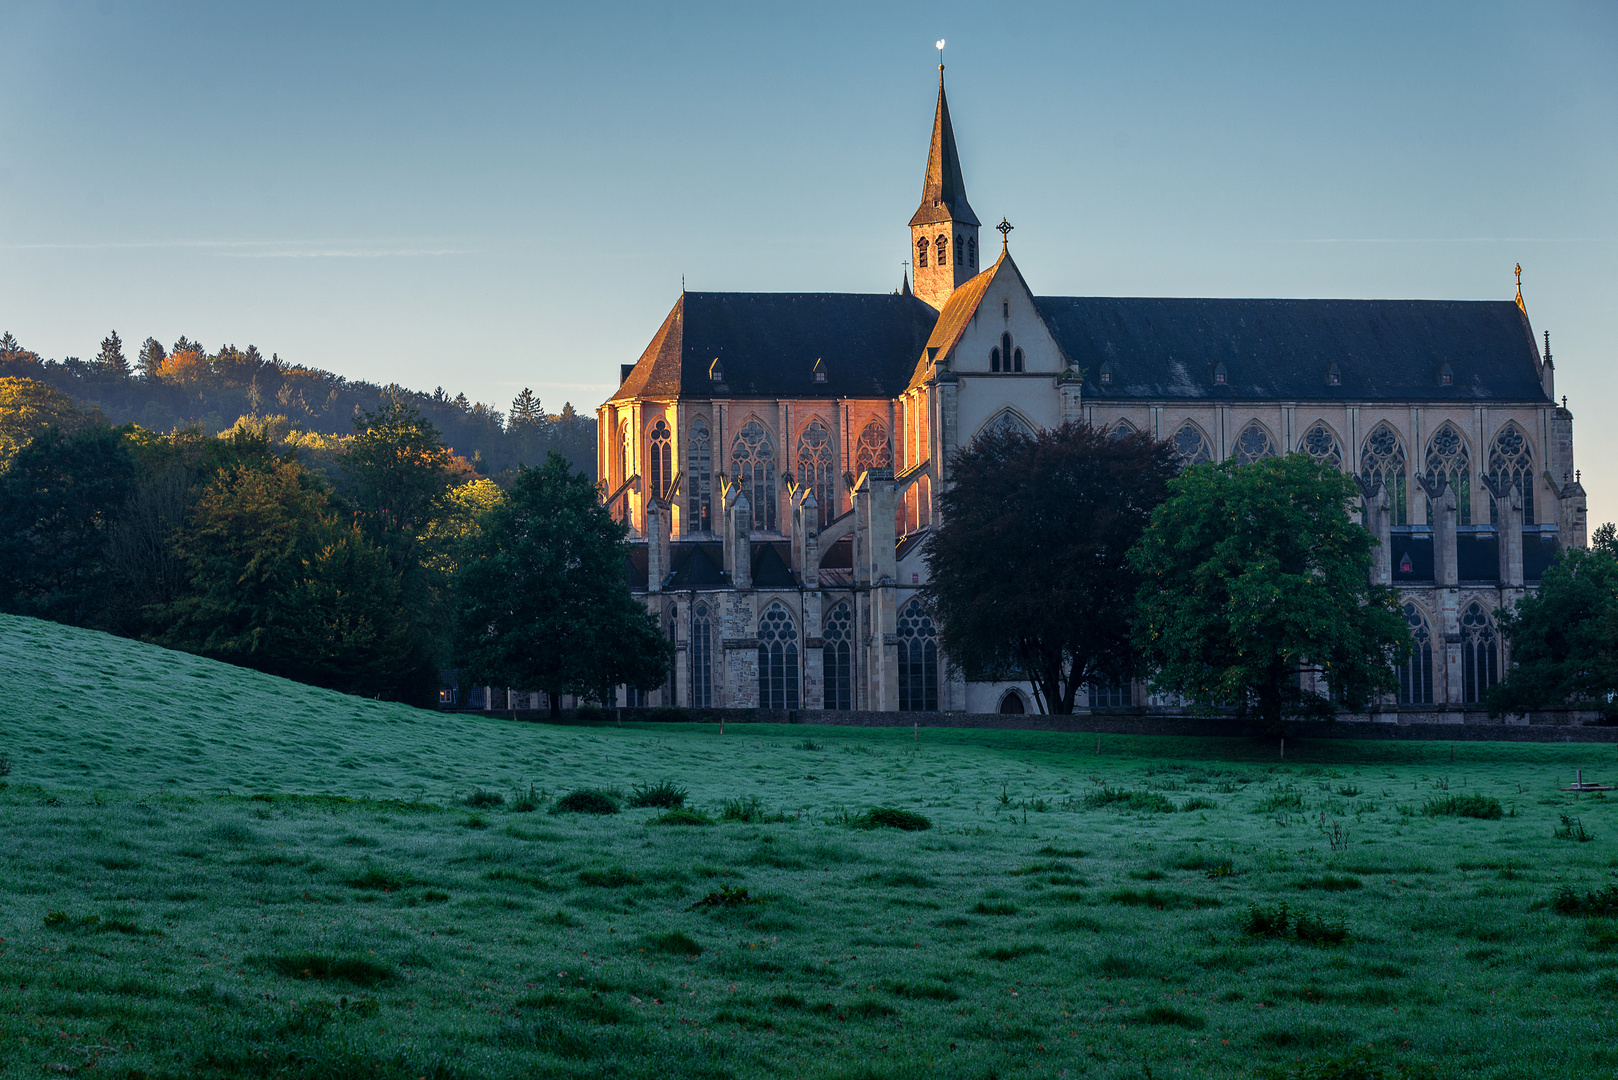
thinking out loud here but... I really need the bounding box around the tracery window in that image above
[823,601,853,710]
[1424,423,1471,525]
[687,416,712,532]
[1089,681,1130,708]
[936,234,948,266]
[854,420,891,476]
[1172,423,1212,466]
[897,599,939,712]
[732,419,777,531]
[1109,420,1137,440]
[690,600,714,708]
[648,417,672,499]
[1234,422,1275,465]
[1487,424,1535,526]
[1359,422,1408,526]
[757,602,799,710]
[617,419,632,523]
[916,236,929,268]
[1397,602,1433,705]
[1299,422,1342,470]
[1460,602,1498,704]
[796,418,834,528]
[984,409,1033,438]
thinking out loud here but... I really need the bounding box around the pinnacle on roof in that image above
[909,68,980,228]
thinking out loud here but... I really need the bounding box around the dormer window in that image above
[1327,363,1341,387]
[812,358,826,384]
[709,358,724,383]
[1440,363,1453,387]
[1214,362,1228,386]
[1099,362,1114,386]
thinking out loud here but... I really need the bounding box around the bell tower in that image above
[909,65,980,310]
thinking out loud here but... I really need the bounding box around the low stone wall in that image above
[457,704,1617,743]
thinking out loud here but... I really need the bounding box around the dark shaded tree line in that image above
[0,330,595,479]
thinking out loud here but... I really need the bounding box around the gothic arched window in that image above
[1299,422,1342,470]
[854,420,891,476]
[1460,602,1498,704]
[1234,422,1275,465]
[1109,420,1137,440]
[687,416,712,532]
[1359,422,1407,526]
[796,418,834,528]
[757,602,799,710]
[732,419,777,532]
[1424,423,1471,525]
[998,690,1026,714]
[648,417,672,499]
[690,600,714,708]
[823,601,853,711]
[1172,423,1212,466]
[990,346,1001,372]
[897,599,939,712]
[983,409,1033,438]
[1397,602,1433,705]
[1488,423,1535,526]
[915,236,929,268]
[1012,347,1024,373]
[936,234,948,266]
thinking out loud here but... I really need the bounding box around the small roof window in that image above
[812,358,827,384]
[709,358,724,382]
[1327,362,1341,387]
[1439,363,1453,387]
[1213,362,1228,386]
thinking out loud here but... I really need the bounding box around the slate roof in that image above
[909,73,980,228]
[609,291,939,403]
[1036,297,1548,403]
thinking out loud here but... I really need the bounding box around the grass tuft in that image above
[686,885,761,910]
[850,806,932,831]
[265,952,395,987]
[628,779,689,809]
[1084,787,1175,813]
[1422,794,1503,819]
[644,930,702,956]
[551,788,619,815]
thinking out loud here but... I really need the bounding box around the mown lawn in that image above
[2,614,1618,1079]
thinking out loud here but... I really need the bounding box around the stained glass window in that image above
[1234,422,1274,465]
[1425,423,1471,526]
[854,420,891,476]
[822,601,853,711]
[1359,422,1407,526]
[1397,602,1433,705]
[1172,423,1212,465]
[1299,422,1342,469]
[648,417,671,499]
[690,601,713,708]
[796,419,834,528]
[1488,423,1535,526]
[731,420,777,531]
[687,417,712,532]
[1460,602,1498,704]
[897,599,938,712]
[757,602,799,710]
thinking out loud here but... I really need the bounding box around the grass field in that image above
[3,613,1618,1079]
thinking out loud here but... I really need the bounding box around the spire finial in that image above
[1544,329,1552,364]
[936,38,945,75]
[1515,262,1524,311]
[996,217,1013,250]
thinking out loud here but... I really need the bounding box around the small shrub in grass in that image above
[459,787,504,808]
[645,930,702,956]
[794,739,822,750]
[1422,793,1503,819]
[1254,787,1307,813]
[1180,796,1217,812]
[720,796,789,823]
[511,784,542,813]
[551,788,619,815]
[652,807,714,826]
[850,806,932,831]
[1134,1005,1206,1029]
[1083,787,1174,813]
[628,779,688,809]
[1555,813,1595,842]
[1550,883,1618,916]
[1246,901,1349,945]
[266,952,395,988]
[1206,860,1237,879]
[463,814,487,829]
[972,900,1019,915]
[686,885,761,910]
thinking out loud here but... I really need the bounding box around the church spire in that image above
[910,67,980,229]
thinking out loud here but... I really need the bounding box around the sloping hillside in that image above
[0,614,609,797]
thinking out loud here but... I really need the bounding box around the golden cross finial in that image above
[1514,263,1524,310]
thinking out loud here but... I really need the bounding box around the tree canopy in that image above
[1487,523,1618,719]
[0,377,89,465]
[454,453,670,705]
[1129,453,1407,730]
[921,421,1181,713]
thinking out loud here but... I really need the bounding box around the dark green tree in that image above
[1129,453,1407,731]
[1487,523,1618,718]
[137,337,166,380]
[94,331,129,377]
[455,452,670,708]
[921,421,1180,713]
[0,425,138,624]
[342,399,455,561]
[509,388,542,427]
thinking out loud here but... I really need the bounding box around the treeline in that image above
[0,330,595,478]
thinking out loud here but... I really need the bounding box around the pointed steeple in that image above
[910,68,980,228]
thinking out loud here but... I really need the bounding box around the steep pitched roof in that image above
[1035,297,1548,403]
[909,72,980,228]
[610,292,939,402]
[906,249,1030,389]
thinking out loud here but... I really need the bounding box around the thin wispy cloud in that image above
[1,239,473,257]
[1277,237,1615,244]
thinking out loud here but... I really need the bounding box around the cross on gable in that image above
[996,218,1013,248]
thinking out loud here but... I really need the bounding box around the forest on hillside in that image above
[0,329,596,478]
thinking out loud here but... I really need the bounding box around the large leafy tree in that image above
[342,399,455,563]
[455,452,670,707]
[1130,453,1407,731]
[922,421,1181,714]
[157,456,414,697]
[1487,523,1618,718]
[0,424,138,624]
[0,377,87,465]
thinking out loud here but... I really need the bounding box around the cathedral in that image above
[597,68,1585,718]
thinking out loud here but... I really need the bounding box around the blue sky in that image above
[2,1,1614,517]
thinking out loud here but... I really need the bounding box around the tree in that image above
[455,452,670,707]
[0,424,138,624]
[921,421,1180,713]
[1129,453,1407,731]
[1487,524,1618,718]
[137,337,166,380]
[157,457,415,697]
[0,377,86,465]
[94,331,129,377]
[509,388,542,427]
[342,399,455,560]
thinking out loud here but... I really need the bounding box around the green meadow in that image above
[3,614,1618,1079]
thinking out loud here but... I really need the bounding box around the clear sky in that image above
[3,1,1614,519]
